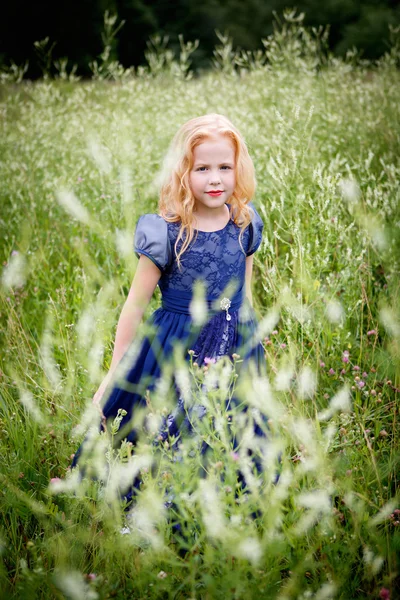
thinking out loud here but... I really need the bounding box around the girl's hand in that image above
[92,372,114,406]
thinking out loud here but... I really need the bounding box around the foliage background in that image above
[1,0,400,78]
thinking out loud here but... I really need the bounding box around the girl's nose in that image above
[209,171,221,184]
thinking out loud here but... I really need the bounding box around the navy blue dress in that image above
[72,202,265,488]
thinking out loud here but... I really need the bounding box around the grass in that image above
[0,16,399,600]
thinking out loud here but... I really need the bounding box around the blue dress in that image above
[72,202,265,487]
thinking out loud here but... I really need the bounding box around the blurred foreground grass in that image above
[0,17,400,600]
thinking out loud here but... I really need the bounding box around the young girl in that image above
[72,113,265,491]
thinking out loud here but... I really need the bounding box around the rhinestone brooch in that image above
[220,297,232,321]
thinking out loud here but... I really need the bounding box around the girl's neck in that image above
[193,203,230,232]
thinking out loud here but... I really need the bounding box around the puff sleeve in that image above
[246,202,264,256]
[134,214,172,272]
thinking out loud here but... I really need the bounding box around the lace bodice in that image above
[134,203,263,300]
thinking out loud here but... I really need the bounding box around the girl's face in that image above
[189,134,236,211]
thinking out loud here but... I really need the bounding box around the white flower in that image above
[54,570,98,600]
[56,190,90,224]
[256,307,280,339]
[115,228,132,258]
[87,139,112,174]
[318,386,352,421]
[298,489,331,514]
[297,366,317,400]
[1,253,27,289]
[237,537,262,565]
[339,178,360,203]
[189,280,208,326]
[369,499,397,526]
[20,390,44,423]
[325,299,345,324]
[379,306,400,338]
[315,582,337,600]
[274,364,295,391]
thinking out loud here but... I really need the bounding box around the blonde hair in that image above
[158,113,256,267]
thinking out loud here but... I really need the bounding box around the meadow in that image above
[0,15,399,600]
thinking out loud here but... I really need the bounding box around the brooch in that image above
[220,297,232,321]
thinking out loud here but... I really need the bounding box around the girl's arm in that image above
[245,254,254,307]
[93,255,161,404]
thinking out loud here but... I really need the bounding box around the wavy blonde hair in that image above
[158,113,256,267]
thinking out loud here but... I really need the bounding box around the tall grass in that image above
[0,12,399,600]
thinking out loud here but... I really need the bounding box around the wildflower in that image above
[237,537,262,565]
[362,372,368,378]
[297,366,317,399]
[371,389,377,396]
[56,189,90,224]
[339,177,360,203]
[1,252,27,289]
[275,365,295,391]
[340,369,346,375]
[204,357,216,365]
[379,430,388,437]
[342,354,349,363]
[320,361,325,368]
[230,451,239,462]
[280,342,287,349]
[325,299,345,323]
[367,330,377,336]
[379,588,390,600]
[272,330,278,335]
[157,571,167,579]
[353,365,360,371]
[328,368,335,375]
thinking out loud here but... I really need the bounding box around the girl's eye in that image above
[220,165,231,170]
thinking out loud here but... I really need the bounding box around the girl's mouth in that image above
[206,191,223,196]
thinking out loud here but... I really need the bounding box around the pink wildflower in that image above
[367,330,377,336]
[328,368,335,375]
[204,357,216,365]
[230,451,240,462]
[357,381,365,388]
[353,365,360,371]
[280,343,287,349]
[50,477,61,484]
[379,588,390,600]
[320,361,325,368]
[342,355,349,363]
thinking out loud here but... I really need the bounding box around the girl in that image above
[72,113,265,493]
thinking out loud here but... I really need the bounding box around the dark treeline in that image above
[1,0,399,78]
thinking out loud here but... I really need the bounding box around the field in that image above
[0,20,400,600]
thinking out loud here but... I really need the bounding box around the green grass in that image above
[0,19,400,600]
